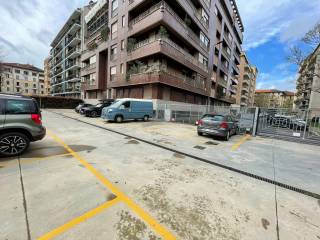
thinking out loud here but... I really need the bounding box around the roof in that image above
[255,89,295,96]
[0,93,33,100]
[2,63,43,72]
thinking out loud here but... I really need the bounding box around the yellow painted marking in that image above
[45,130,177,240]
[29,153,72,160]
[231,134,251,151]
[38,197,120,240]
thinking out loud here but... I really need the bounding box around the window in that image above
[122,15,126,27]
[201,9,209,25]
[122,101,130,109]
[16,82,20,86]
[41,85,44,89]
[6,81,9,85]
[110,66,117,81]
[121,40,125,50]
[111,44,117,60]
[214,6,218,16]
[15,69,20,74]
[198,53,208,68]
[16,75,20,80]
[24,71,29,75]
[25,89,28,93]
[33,84,37,88]
[226,46,231,55]
[32,72,37,76]
[7,87,10,92]
[200,32,209,49]
[120,63,124,74]
[5,99,37,114]
[25,83,28,87]
[5,74,9,78]
[111,22,118,40]
[111,0,118,13]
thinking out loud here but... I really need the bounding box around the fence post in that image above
[252,107,259,137]
[189,105,192,124]
[303,109,309,139]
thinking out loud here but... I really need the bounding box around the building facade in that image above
[49,9,82,98]
[294,44,320,110]
[235,52,257,106]
[43,57,52,95]
[79,0,244,105]
[255,90,295,108]
[0,63,47,95]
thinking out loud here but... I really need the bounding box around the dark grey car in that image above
[197,114,238,141]
[0,94,46,157]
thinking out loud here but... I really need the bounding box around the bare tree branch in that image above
[286,46,306,66]
[302,21,320,47]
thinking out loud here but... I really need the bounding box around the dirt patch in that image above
[173,153,185,159]
[126,140,140,144]
[136,185,240,240]
[194,145,206,150]
[261,218,270,230]
[205,141,219,145]
[115,211,160,240]
[124,136,132,140]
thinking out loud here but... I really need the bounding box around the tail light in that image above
[31,114,42,125]
[198,119,203,126]
[220,121,228,129]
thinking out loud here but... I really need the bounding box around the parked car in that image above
[81,100,114,117]
[289,119,309,131]
[102,99,153,123]
[75,103,93,113]
[197,113,238,141]
[0,94,46,157]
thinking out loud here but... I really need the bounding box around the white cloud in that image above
[236,0,320,50]
[256,71,298,91]
[0,0,85,68]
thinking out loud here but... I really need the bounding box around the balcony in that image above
[216,93,236,104]
[81,63,96,76]
[229,85,237,94]
[217,77,228,88]
[220,62,229,74]
[66,47,81,59]
[128,1,207,55]
[66,74,81,82]
[65,61,81,71]
[82,82,103,91]
[68,21,81,35]
[128,38,208,74]
[66,33,81,47]
[242,85,249,93]
[109,71,208,96]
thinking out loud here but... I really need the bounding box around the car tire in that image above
[225,131,230,141]
[115,115,123,123]
[0,132,30,157]
[197,132,203,136]
[91,111,97,118]
[143,115,149,121]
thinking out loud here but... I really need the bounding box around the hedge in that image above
[30,95,84,109]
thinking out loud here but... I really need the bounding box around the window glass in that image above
[6,100,37,114]
[112,0,118,12]
[202,115,224,121]
[0,99,5,115]
[122,101,130,108]
[111,22,118,39]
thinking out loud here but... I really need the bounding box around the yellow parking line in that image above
[38,197,121,240]
[45,130,177,240]
[231,134,251,151]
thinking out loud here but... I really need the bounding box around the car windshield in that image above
[202,115,224,121]
[95,103,103,108]
[109,100,121,108]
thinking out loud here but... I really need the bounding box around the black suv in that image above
[0,94,46,157]
[81,99,114,117]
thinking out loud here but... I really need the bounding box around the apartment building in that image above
[80,0,244,105]
[294,44,320,110]
[255,89,295,108]
[49,9,82,98]
[44,57,52,95]
[235,52,258,106]
[0,63,47,95]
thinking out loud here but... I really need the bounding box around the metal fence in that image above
[256,107,320,145]
[153,102,256,135]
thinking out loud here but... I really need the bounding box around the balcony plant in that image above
[158,26,169,38]
[100,26,110,41]
[127,38,137,52]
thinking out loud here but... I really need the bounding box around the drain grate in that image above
[50,111,320,200]
[205,141,219,145]
[194,145,206,150]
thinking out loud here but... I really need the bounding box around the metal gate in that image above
[256,108,320,145]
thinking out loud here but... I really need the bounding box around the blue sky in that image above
[0,0,319,91]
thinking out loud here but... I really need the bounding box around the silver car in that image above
[197,114,238,141]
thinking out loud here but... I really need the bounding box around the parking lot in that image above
[1,109,320,240]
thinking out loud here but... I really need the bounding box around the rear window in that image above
[202,115,224,121]
[6,99,38,114]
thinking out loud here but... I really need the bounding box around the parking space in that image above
[0,110,319,240]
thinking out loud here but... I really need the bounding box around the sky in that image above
[0,0,319,91]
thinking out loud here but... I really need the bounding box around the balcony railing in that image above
[128,1,204,51]
[65,61,80,70]
[129,37,208,73]
[66,47,81,57]
[66,33,81,46]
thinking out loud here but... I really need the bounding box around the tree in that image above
[302,22,320,47]
[286,46,306,66]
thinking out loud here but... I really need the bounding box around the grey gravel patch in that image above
[126,140,140,144]
[205,141,219,145]
[194,145,206,150]
[261,218,270,230]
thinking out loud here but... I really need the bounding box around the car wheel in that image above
[143,115,149,121]
[225,131,230,141]
[0,132,30,157]
[91,111,97,118]
[115,115,123,123]
[197,132,203,136]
